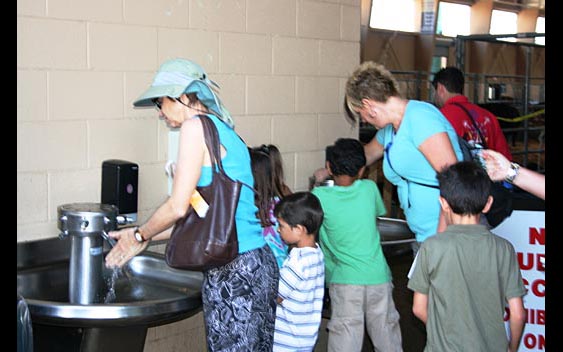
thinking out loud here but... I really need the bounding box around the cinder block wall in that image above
[18,0,360,350]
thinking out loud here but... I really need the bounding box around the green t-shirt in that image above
[312,179,391,285]
[407,224,527,351]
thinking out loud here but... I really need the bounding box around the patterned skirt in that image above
[202,244,279,352]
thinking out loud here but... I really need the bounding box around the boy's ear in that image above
[438,196,450,212]
[481,195,494,214]
[325,161,333,175]
[436,82,447,95]
[294,224,308,236]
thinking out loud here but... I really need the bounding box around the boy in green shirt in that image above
[408,161,526,351]
[312,138,402,352]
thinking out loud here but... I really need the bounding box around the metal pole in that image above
[69,235,104,304]
[455,36,465,72]
[522,46,531,167]
[473,73,480,103]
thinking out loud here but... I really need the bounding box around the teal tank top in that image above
[196,114,265,254]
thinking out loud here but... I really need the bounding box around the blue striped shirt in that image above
[273,245,325,352]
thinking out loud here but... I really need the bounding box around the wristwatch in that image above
[133,227,146,243]
[505,162,520,184]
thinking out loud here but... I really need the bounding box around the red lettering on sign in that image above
[529,227,545,245]
[532,279,546,297]
[504,308,545,325]
[518,252,545,271]
[522,278,546,297]
[537,309,545,325]
[523,333,545,350]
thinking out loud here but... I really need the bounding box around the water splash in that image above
[104,266,124,303]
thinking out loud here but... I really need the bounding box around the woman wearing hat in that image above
[105,58,279,351]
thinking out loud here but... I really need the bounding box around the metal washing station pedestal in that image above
[57,203,120,305]
[17,203,204,352]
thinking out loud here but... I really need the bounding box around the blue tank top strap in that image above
[197,114,265,254]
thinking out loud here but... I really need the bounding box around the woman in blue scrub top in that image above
[344,61,462,254]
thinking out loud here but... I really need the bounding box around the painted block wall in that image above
[18,0,361,350]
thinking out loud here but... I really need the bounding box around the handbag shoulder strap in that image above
[451,102,488,149]
[198,114,225,174]
[198,115,257,194]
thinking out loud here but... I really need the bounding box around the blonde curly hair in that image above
[345,61,402,123]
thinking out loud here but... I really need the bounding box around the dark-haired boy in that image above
[312,138,402,352]
[273,191,325,352]
[408,161,526,351]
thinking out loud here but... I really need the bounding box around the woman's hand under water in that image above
[105,227,148,268]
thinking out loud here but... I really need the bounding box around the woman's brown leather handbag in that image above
[165,115,240,271]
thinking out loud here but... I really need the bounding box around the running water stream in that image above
[102,263,141,303]
[104,267,121,303]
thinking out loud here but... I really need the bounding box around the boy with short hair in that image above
[312,138,402,352]
[408,161,527,352]
[273,192,325,352]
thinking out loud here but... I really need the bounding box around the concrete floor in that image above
[314,245,427,352]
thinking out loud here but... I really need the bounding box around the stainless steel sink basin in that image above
[17,236,203,328]
[377,216,416,246]
[17,236,204,352]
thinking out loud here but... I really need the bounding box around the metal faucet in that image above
[100,231,117,247]
[57,203,122,304]
[59,214,133,245]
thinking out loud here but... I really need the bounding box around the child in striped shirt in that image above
[273,192,326,352]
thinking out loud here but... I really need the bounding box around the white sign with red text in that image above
[492,210,545,351]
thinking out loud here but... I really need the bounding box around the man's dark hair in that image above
[326,138,366,177]
[274,192,324,236]
[437,161,491,216]
[432,66,465,94]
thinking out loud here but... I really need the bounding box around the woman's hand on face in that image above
[105,227,148,268]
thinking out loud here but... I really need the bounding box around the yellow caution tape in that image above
[496,109,545,123]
